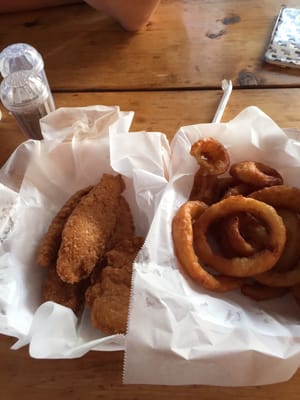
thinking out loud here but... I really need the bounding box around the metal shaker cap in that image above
[0,43,44,78]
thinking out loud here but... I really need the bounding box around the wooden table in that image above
[1,1,300,398]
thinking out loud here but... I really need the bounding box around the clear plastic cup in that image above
[0,43,55,140]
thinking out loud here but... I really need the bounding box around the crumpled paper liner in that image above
[0,105,170,358]
[1,104,300,386]
[124,106,300,386]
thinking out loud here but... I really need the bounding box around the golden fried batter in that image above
[93,268,132,335]
[107,195,135,249]
[86,267,131,308]
[56,174,125,283]
[91,294,130,335]
[39,173,144,334]
[36,186,93,268]
[42,268,88,315]
[85,282,102,308]
[106,236,144,269]
[87,236,144,334]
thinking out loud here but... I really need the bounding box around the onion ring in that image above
[231,209,299,263]
[217,237,236,259]
[249,186,300,286]
[172,201,243,292]
[253,261,300,287]
[216,221,240,258]
[230,161,283,188]
[220,214,257,257]
[220,213,269,258]
[216,177,255,201]
[190,138,230,176]
[238,214,269,251]
[189,171,218,204]
[241,282,289,301]
[273,209,300,273]
[216,176,237,197]
[221,183,256,199]
[249,185,300,213]
[193,196,286,277]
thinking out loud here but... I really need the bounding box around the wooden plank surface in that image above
[1,1,300,396]
[1,88,300,166]
[1,333,300,399]
[1,0,300,91]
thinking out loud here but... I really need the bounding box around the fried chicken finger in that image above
[36,186,93,268]
[56,174,125,283]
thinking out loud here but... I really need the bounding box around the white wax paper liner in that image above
[0,105,171,358]
[123,106,300,386]
[2,104,300,386]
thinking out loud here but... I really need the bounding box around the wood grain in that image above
[1,0,300,91]
[1,1,300,397]
[1,88,300,166]
[1,334,300,399]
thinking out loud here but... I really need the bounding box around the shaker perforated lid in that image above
[0,43,44,78]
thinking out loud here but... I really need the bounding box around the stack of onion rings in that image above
[172,201,243,292]
[172,137,300,304]
[193,196,286,278]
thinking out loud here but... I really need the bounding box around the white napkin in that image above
[124,106,300,386]
[0,105,170,358]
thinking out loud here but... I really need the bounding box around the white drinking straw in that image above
[212,79,233,123]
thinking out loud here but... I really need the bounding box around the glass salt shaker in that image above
[0,43,55,140]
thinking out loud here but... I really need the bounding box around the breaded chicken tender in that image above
[36,186,93,268]
[88,196,135,287]
[91,294,130,335]
[86,236,144,305]
[89,266,132,334]
[86,235,144,334]
[107,195,135,249]
[42,268,88,315]
[106,236,145,270]
[56,174,125,283]
[86,265,133,308]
